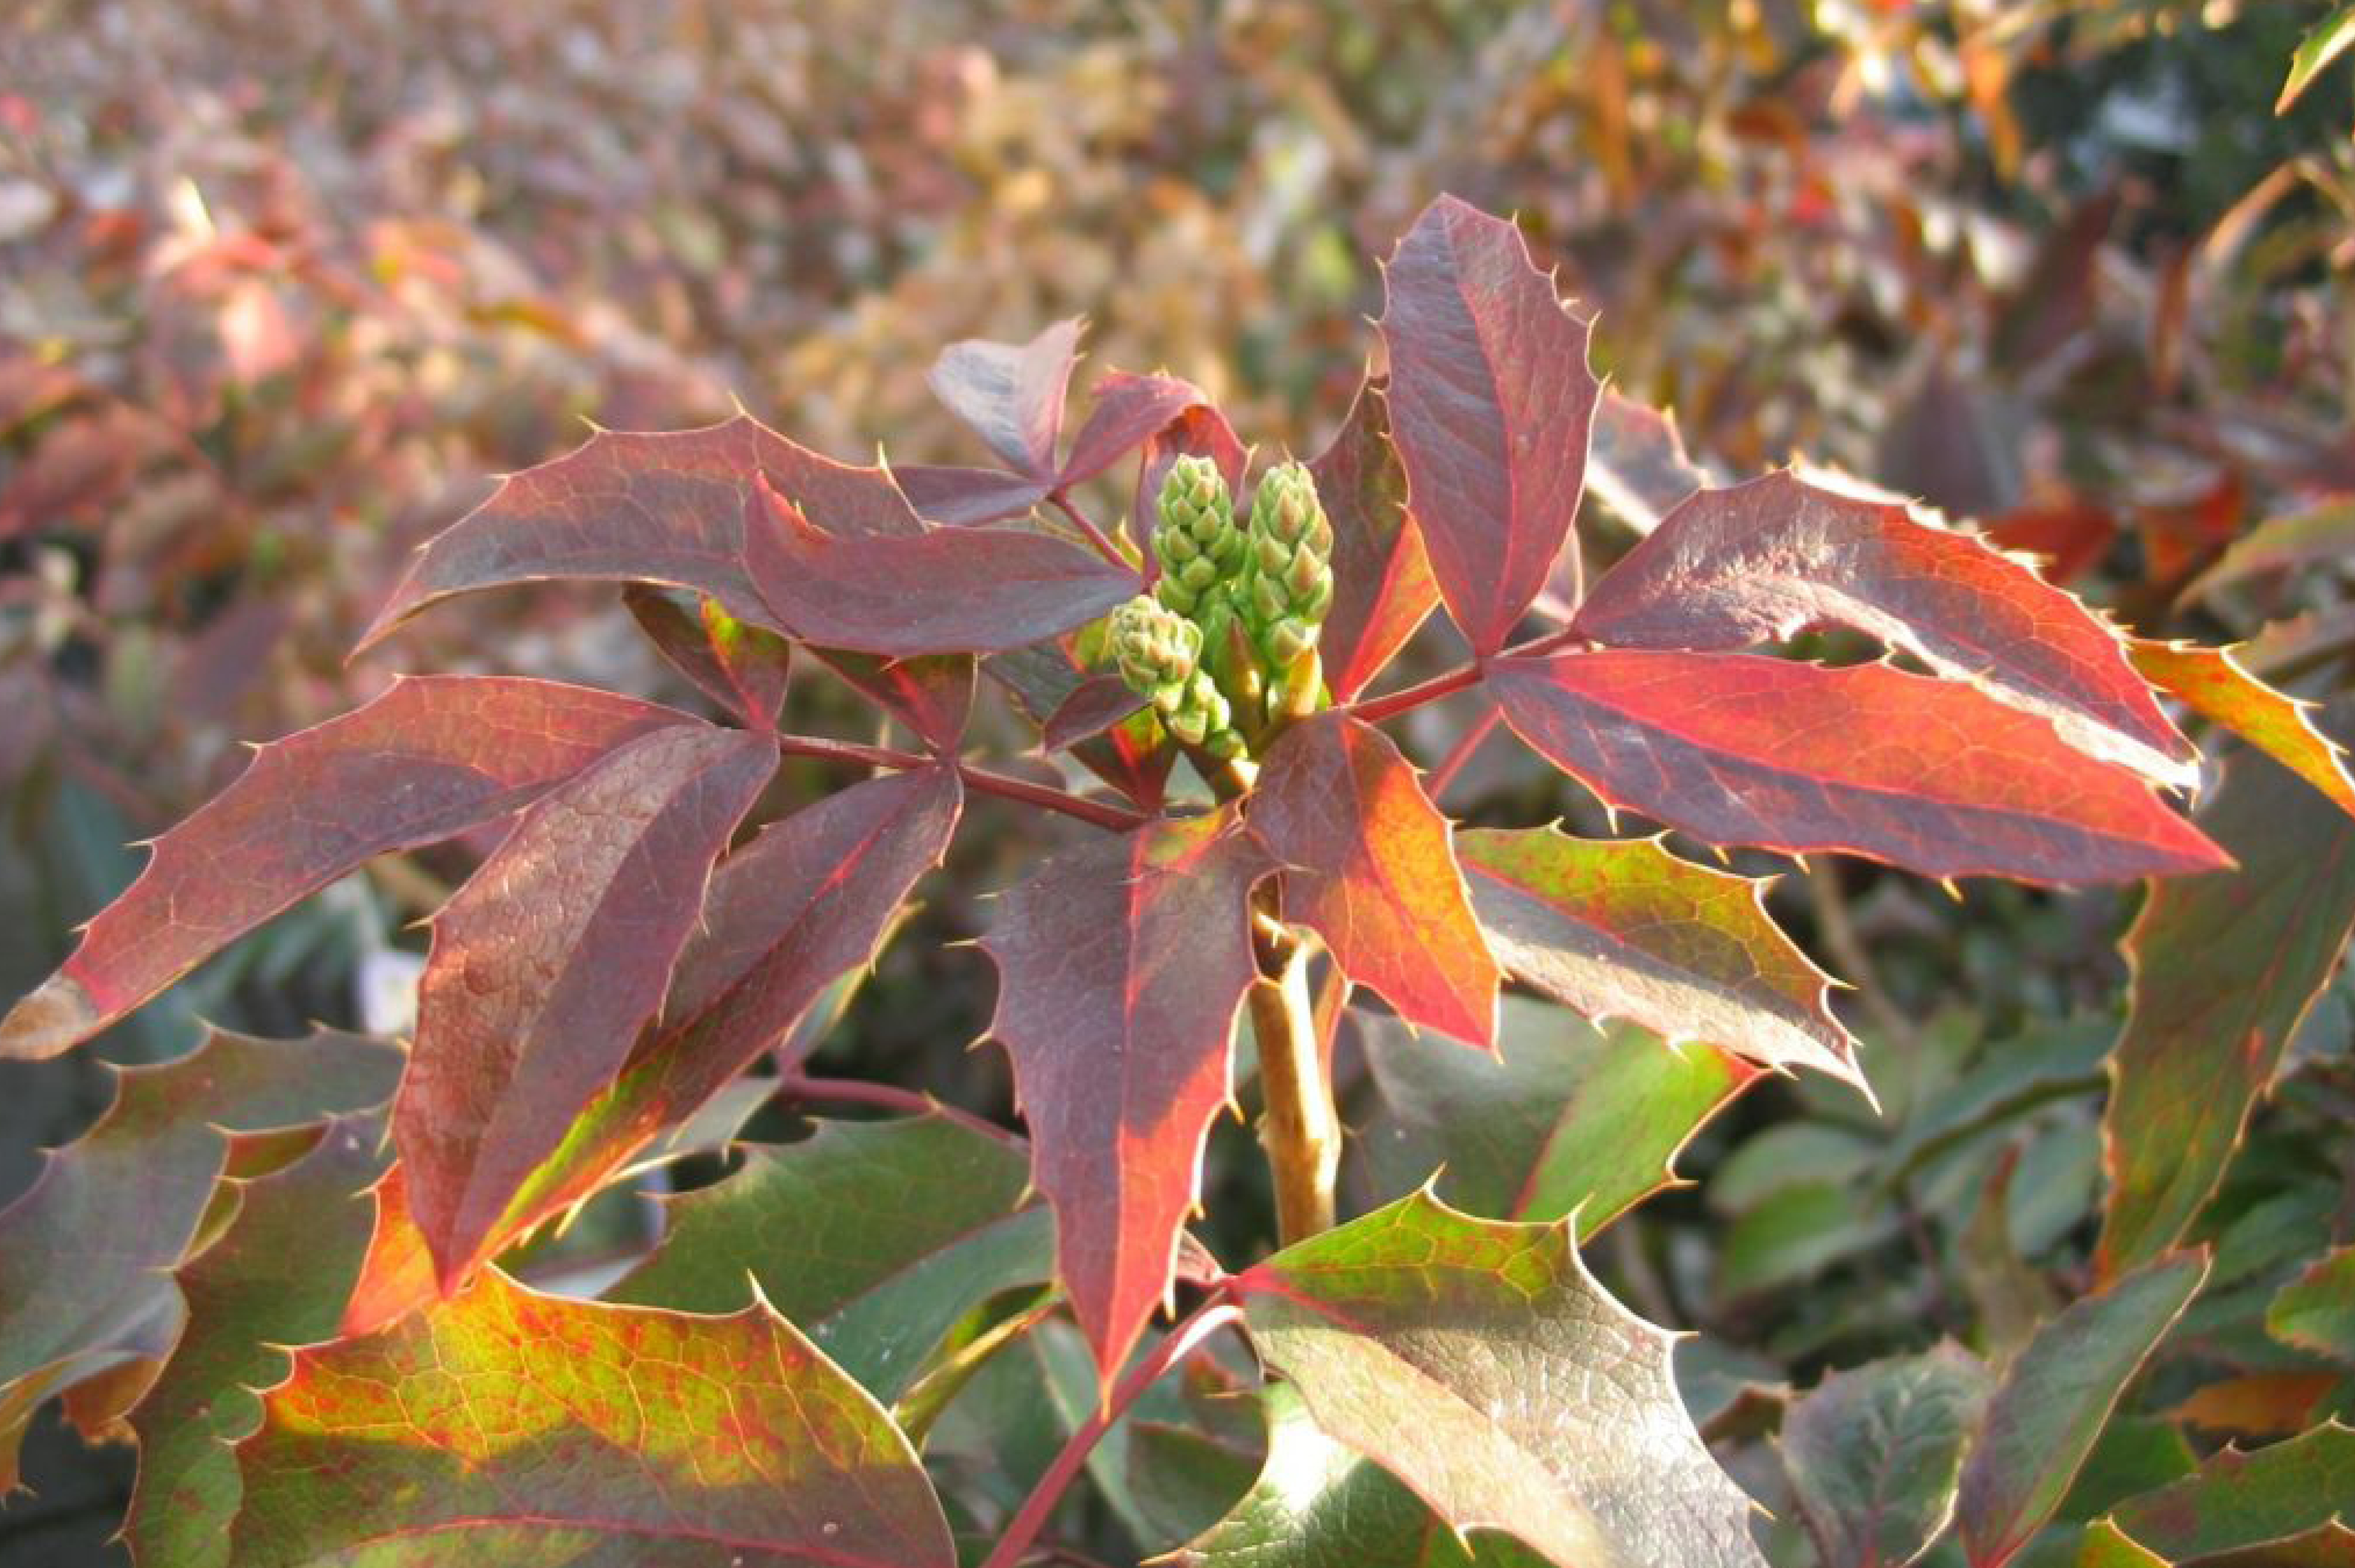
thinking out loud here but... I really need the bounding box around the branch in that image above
[773,731,1149,832]
[1251,913,1339,1243]
[1049,490,1134,573]
[776,1073,1023,1148]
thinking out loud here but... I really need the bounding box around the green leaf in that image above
[1955,1250,2209,1568]
[1233,1189,1768,1568]
[230,1268,957,1567]
[2100,1422,2355,1561]
[1782,1345,1993,1568]
[608,1115,1053,1401]
[1348,999,1754,1232]
[2127,642,2355,821]
[2280,4,2355,111]
[2270,1246,2355,1365]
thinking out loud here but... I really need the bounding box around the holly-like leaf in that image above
[810,648,978,752]
[746,471,1138,655]
[357,415,924,649]
[231,1269,957,1568]
[927,318,1082,478]
[1381,194,1600,650]
[1487,650,2227,884]
[395,723,775,1288]
[982,810,1274,1379]
[2097,1423,2355,1561]
[1347,1000,1756,1230]
[623,585,793,728]
[1583,389,1708,539]
[1234,1190,1766,1568]
[345,765,961,1335]
[894,464,1055,526]
[2269,1246,2355,1363]
[989,642,1175,807]
[1455,825,1862,1090]
[2128,639,2355,819]
[1248,712,1499,1046]
[2098,701,2355,1278]
[125,1117,386,1568]
[1311,375,1439,702]
[611,1115,1053,1401]
[0,675,689,1061]
[1782,1345,1993,1568]
[1571,470,2195,788]
[1954,1250,2209,1568]
[0,1028,401,1482]
[1062,368,1214,486]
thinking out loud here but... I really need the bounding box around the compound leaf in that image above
[1312,375,1438,702]
[1062,369,1214,487]
[1782,1345,1992,1568]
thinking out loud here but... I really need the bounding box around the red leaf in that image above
[622,585,792,728]
[810,648,977,752]
[1985,499,2117,586]
[395,724,776,1286]
[1584,388,1708,537]
[745,472,1138,656]
[987,644,1175,808]
[981,811,1274,1378]
[895,464,1053,526]
[1248,713,1499,1046]
[1040,672,1148,752]
[1573,469,2195,787]
[357,415,923,651]
[0,676,690,1061]
[927,318,1083,479]
[1061,369,1211,486]
[1488,650,2229,884]
[1311,377,1439,702]
[1381,194,1600,651]
[1134,401,1251,565]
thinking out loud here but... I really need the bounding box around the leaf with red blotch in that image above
[929,318,1083,478]
[1042,672,1148,752]
[1136,401,1251,564]
[2129,639,2355,818]
[895,464,1055,526]
[2097,699,2355,1280]
[1572,469,2195,788]
[1455,826,1862,1091]
[357,415,923,650]
[1063,370,1213,486]
[1487,650,2228,885]
[342,766,962,1335]
[1248,713,1498,1046]
[989,643,1175,807]
[982,810,1275,1379]
[0,676,691,1062]
[232,1269,957,1568]
[745,472,1138,655]
[1311,377,1439,702]
[395,723,777,1288]
[809,648,977,752]
[622,585,792,727]
[1381,194,1600,650]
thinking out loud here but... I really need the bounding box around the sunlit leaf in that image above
[622,585,793,728]
[2128,640,2355,819]
[1311,375,1438,702]
[2268,1246,2355,1365]
[2099,1422,2355,1562]
[2279,5,2355,112]
[927,318,1082,478]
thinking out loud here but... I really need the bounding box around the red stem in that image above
[980,1299,1246,1568]
[1347,660,1484,724]
[1049,490,1135,573]
[773,731,1148,833]
[777,1074,1023,1148]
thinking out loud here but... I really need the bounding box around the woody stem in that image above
[1249,913,1339,1244]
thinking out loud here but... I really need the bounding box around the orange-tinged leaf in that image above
[1249,713,1499,1046]
[1311,376,1438,702]
[982,810,1275,1380]
[2129,639,2355,819]
[231,1269,957,1568]
[1488,650,2227,885]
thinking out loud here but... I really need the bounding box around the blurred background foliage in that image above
[2,0,2353,1563]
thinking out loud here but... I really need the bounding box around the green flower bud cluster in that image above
[1243,461,1333,721]
[1151,455,1248,620]
[1108,595,1244,759]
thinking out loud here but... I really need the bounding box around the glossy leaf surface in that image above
[1487,650,2226,884]
[1235,1190,1768,1568]
[893,463,1053,527]
[2099,1422,2355,1561]
[1782,1345,1991,1568]
[2128,639,2355,818]
[809,647,977,752]
[1061,368,1213,486]
[1311,376,1438,702]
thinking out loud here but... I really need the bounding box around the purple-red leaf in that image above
[1311,376,1440,702]
[0,676,690,1061]
[357,415,923,649]
[1381,194,1600,650]
[394,724,776,1288]
[622,585,793,728]
[895,464,1054,526]
[982,810,1274,1379]
[1572,469,2195,787]
[928,318,1083,478]
[745,472,1138,655]
[988,643,1176,808]
[1488,650,2228,885]
[1585,388,1708,537]
[1041,671,1149,752]
[1248,713,1499,1046]
[811,648,978,752]
[1062,369,1212,486]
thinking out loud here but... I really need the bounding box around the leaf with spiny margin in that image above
[809,648,977,752]
[2267,1246,2355,1365]
[1248,713,1499,1046]
[357,415,925,650]
[988,642,1174,807]
[2096,1423,2355,1563]
[1234,1190,1769,1568]
[1455,825,1862,1091]
[0,675,690,1061]
[927,318,1082,478]
[622,585,793,728]
[1955,1249,2209,1568]
[609,1116,1052,1402]
[395,723,775,1289]
[745,470,1138,655]
[230,1269,957,1568]
[1345,999,1755,1230]
[1572,470,2194,788]
[982,810,1274,1381]
[1781,1345,1992,1568]
[2098,699,2355,1280]
[1062,368,1216,488]
[1381,194,1600,649]
[1173,1381,1551,1567]
[894,464,1054,526]
[344,765,961,1336]
[125,1115,386,1568]
[1487,650,2227,884]
[2128,640,2355,819]
[1312,375,1439,702]
[0,1028,401,1486]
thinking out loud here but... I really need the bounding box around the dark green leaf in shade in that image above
[1782,1344,1993,1568]
[2098,1423,2355,1562]
[2269,1247,2355,1365]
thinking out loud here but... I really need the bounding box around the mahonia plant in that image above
[3,194,2343,1568]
